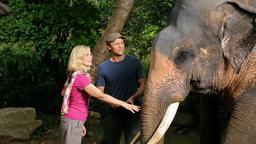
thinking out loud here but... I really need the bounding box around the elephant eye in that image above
[174,49,195,65]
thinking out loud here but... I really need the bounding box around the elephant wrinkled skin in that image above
[141,0,256,144]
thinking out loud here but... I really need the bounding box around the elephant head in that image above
[141,0,256,143]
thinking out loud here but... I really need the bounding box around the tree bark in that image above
[90,0,134,82]
[0,2,11,16]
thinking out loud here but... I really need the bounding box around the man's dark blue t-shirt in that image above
[96,55,145,104]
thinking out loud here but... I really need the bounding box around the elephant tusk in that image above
[147,102,180,144]
[130,131,140,144]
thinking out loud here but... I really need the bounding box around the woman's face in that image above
[83,51,92,67]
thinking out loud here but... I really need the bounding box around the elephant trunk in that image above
[147,102,180,144]
[141,44,190,143]
[141,78,181,144]
[141,94,164,143]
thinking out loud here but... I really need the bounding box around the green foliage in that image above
[124,0,173,74]
[0,0,172,113]
[0,0,109,112]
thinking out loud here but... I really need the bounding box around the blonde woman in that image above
[60,45,140,144]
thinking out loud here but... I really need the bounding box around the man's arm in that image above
[96,66,105,93]
[126,78,146,104]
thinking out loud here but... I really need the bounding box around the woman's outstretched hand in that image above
[122,102,141,113]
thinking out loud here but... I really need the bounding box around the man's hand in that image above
[126,97,135,104]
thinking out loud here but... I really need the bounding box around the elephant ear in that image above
[217,1,256,73]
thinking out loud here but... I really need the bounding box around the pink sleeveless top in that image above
[63,73,91,121]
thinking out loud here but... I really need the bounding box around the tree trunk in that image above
[0,2,11,16]
[90,0,134,82]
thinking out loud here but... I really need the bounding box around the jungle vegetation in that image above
[0,0,173,114]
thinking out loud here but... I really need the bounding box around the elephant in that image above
[141,0,256,144]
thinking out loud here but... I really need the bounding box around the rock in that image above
[0,107,42,141]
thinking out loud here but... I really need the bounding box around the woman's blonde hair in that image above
[67,45,91,73]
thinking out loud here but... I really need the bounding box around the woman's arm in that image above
[84,84,140,113]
